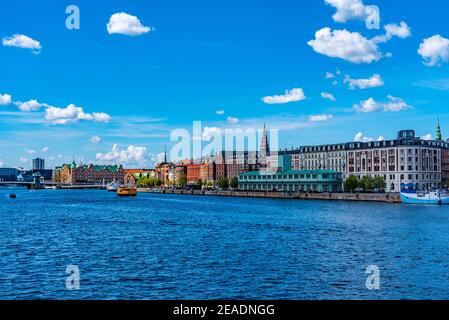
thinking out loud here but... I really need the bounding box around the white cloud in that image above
[353,95,412,113]
[421,134,433,141]
[14,99,48,112]
[310,114,333,122]
[262,88,307,104]
[96,144,148,164]
[321,92,336,101]
[344,74,384,89]
[227,116,240,124]
[107,12,153,36]
[332,80,338,86]
[372,22,412,44]
[308,28,381,64]
[0,93,12,105]
[325,72,335,79]
[90,136,102,144]
[418,35,449,67]
[45,104,111,125]
[202,127,223,141]
[2,34,42,52]
[324,0,377,23]
[25,149,36,155]
[216,109,225,115]
[354,132,384,143]
[41,147,49,153]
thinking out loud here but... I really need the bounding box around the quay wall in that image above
[139,189,401,204]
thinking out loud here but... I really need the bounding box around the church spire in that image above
[164,145,167,163]
[436,118,442,141]
[259,124,270,157]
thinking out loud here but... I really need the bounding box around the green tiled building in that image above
[238,170,343,193]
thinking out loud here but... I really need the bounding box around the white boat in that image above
[400,184,449,205]
[107,181,120,192]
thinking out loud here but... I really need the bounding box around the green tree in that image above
[218,177,229,190]
[178,174,187,187]
[344,175,358,192]
[373,176,386,191]
[230,176,239,189]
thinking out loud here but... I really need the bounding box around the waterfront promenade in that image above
[140,189,401,203]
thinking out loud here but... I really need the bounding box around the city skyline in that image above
[1,0,449,169]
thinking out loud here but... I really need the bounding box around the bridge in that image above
[0,181,106,190]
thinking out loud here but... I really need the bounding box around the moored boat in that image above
[117,187,137,197]
[400,184,449,205]
[107,181,120,192]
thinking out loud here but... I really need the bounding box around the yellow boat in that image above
[117,187,137,197]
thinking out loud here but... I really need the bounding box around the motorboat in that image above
[400,184,449,205]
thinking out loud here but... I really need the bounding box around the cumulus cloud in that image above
[262,88,307,104]
[372,22,412,44]
[0,93,12,105]
[96,144,148,164]
[216,109,225,115]
[353,95,412,113]
[418,35,449,67]
[107,12,153,36]
[321,92,336,101]
[2,34,42,52]
[202,127,223,141]
[310,114,333,122]
[45,104,111,125]
[41,147,49,153]
[354,133,385,143]
[325,72,335,79]
[421,134,433,141]
[25,149,36,155]
[227,116,240,124]
[344,74,384,89]
[324,0,378,23]
[14,99,49,112]
[308,28,381,64]
[90,136,102,144]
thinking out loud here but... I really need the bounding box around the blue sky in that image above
[1,0,449,168]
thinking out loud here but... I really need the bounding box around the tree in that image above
[230,176,239,189]
[373,176,386,191]
[344,175,358,192]
[218,177,229,190]
[178,174,187,187]
[361,176,375,191]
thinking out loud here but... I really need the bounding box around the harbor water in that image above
[1,188,449,300]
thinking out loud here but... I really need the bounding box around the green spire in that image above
[436,118,442,141]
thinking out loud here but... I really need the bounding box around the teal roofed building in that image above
[238,170,343,193]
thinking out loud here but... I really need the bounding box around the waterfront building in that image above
[32,158,45,171]
[215,151,262,180]
[200,156,216,184]
[295,144,347,176]
[154,148,175,186]
[124,169,156,185]
[266,152,295,173]
[298,130,447,192]
[238,170,343,193]
[59,162,125,184]
[441,146,449,187]
[0,168,19,182]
